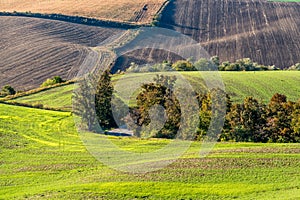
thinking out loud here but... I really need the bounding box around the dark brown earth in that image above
[158,0,300,68]
[0,16,122,90]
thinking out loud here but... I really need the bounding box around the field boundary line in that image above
[152,0,171,25]
[0,101,70,112]
[0,12,146,29]
[0,80,76,102]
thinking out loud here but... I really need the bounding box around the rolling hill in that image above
[8,84,75,111]
[0,0,166,24]
[2,0,300,91]
[158,0,300,69]
[0,103,299,199]
[8,71,300,111]
[1,1,300,199]
[0,16,123,90]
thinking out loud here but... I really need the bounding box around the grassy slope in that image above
[115,71,300,103]
[12,71,300,110]
[9,84,75,111]
[0,103,299,199]
[196,71,300,103]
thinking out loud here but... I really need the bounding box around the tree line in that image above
[85,71,299,143]
[125,57,300,72]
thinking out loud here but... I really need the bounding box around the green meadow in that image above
[10,71,300,111]
[9,84,75,111]
[0,103,299,199]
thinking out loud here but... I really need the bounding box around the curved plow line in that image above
[19,133,60,146]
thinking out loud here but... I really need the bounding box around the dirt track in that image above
[0,16,123,90]
[159,0,300,68]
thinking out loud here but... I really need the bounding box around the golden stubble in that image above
[0,0,166,24]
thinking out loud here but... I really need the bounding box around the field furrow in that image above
[0,16,123,90]
[159,0,300,68]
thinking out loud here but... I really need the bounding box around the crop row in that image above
[159,0,300,68]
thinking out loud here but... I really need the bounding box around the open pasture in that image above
[0,103,299,199]
[8,71,300,112]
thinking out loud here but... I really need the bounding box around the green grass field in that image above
[1,103,299,199]
[112,71,300,105]
[10,71,300,111]
[9,84,75,111]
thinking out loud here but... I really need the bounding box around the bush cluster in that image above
[125,57,283,72]
[94,72,299,142]
[200,92,300,143]
[0,85,16,97]
[41,76,65,87]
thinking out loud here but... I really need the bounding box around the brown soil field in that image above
[158,0,300,68]
[0,16,123,90]
[0,0,166,24]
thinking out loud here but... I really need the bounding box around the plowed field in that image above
[159,0,300,68]
[0,16,122,90]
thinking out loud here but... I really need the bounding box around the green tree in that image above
[172,60,196,71]
[242,97,267,142]
[211,56,220,66]
[196,93,211,140]
[195,88,228,141]
[95,70,116,129]
[194,58,215,71]
[291,99,300,142]
[226,97,266,142]
[72,74,98,131]
[1,85,16,96]
[225,63,240,71]
[135,75,181,138]
[41,76,65,87]
[265,94,295,142]
[218,61,230,71]
[236,58,255,71]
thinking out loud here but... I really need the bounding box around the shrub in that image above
[172,60,196,71]
[1,85,16,96]
[41,76,65,87]
[194,58,216,71]
[288,63,300,70]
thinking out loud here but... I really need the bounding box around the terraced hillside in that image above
[159,0,300,68]
[0,0,166,24]
[0,16,123,90]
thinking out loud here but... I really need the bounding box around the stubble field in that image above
[0,0,166,24]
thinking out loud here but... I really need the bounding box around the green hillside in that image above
[0,103,299,199]
[10,71,300,111]
[200,71,300,103]
[116,71,300,103]
[9,84,75,111]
